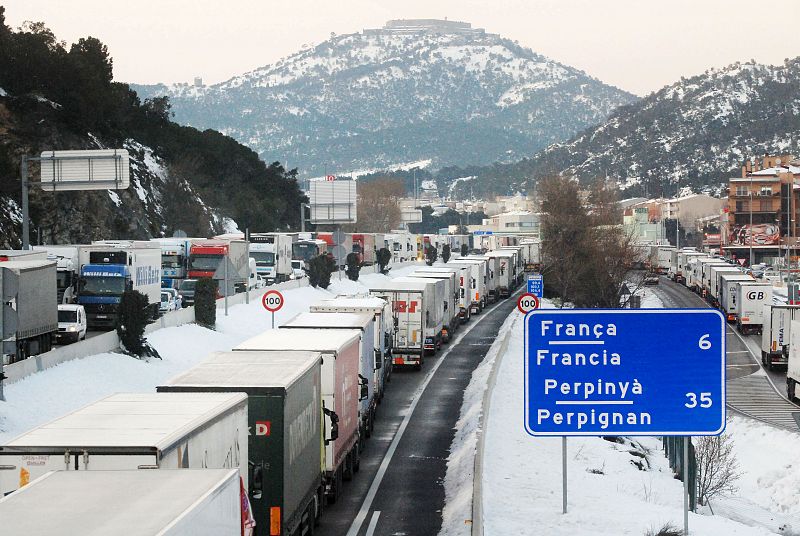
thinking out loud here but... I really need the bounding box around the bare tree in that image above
[694,433,741,506]
[345,178,403,233]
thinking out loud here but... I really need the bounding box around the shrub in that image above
[441,244,451,263]
[194,277,217,329]
[309,254,335,289]
[376,247,392,274]
[345,252,361,281]
[115,289,159,359]
[460,243,469,257]
[425,245,438,266]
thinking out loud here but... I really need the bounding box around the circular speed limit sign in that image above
[517,292,540,314]
[261,290,285,312]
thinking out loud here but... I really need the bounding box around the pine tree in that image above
[194,278,217,329]
[345,252,361,281]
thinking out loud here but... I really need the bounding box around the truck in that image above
[735,281,773,334]
[309,296,393,398]
[391,276,446,349]
[468,254,498,303]
[500,246,525,286]
[234,329,361,504]
[718,273,755,322]
[249,233,295,285]
[349,233,376,266]
[485,250,516,298]
[698,261,731,298]
[408,269,459,341]
[282,312,377,441]
[453,257,490,307]
[0,469,251,536]
[32,245,80,303]
[786,319,800,401]
[705,265,741,306]
[761,305,800,370]
[292,238,328,271]
[368,279,440,365]
[653,246,676,274]
[0,392,249,497]
[188,239,249,296]
[150,237,193,289]
[685,256,711,292]
[0,260,58,364]
[159,351,323,536]
[520,240,542,272]
[77,242,162,329]
[674,250,704,285]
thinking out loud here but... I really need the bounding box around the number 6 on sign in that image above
[698,334,711,350]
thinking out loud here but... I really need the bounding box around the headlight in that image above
[67,326,77,332]
[290,274,296,280]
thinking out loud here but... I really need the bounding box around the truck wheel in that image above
[343,452,354,481]
[761,351,766,365]
[788,379,796,403]
[766,357,773,371]
[354,447,361,473]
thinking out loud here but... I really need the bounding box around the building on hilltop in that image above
[363,19,493,37]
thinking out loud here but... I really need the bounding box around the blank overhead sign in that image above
[39,149,130,191]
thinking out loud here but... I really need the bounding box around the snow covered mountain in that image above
[477,57,800,198]
[132,20,635,177]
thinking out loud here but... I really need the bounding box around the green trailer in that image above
[158,350,323,536]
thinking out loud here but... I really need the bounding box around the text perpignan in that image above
[537,409,652,430]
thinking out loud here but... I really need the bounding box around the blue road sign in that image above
[524,309,725,436]
[527,275,543,297]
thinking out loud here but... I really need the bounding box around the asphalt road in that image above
[316,292,520,536]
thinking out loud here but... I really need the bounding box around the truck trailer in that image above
[718,273,755,322]
[0,469,249,536]
[390,277,446,351]
[188,239,249,296]
[408,270,459,341]
[735,281,773,334]
[32,245,80,303]
[484,250,514,298]
[159,351,323,536]
[761,305,800,370]
[0,260,58,364]
[234,329,361,504]
[77,241,162,328]
[150,237,194,289]
[705,265,741,306]
[0,392,249,497]
[249,233,295,285]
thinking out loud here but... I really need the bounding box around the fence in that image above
[662,436,698,511]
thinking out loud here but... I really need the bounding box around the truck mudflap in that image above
[441,326,451,343]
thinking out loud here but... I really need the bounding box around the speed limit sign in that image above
[517,292,540,314]
[262,290,284,312]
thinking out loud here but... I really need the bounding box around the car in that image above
[178,279,198,307]
[161,287,181,308]
[255,274,267,289]
[55,304,87,343]
[159,290,180,315]
[290,260,306,280]
[643,273,659,286]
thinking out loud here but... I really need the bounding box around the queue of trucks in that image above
[0,236,536,535]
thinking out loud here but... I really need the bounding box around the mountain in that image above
[132,19,636,178]
[0,10,304,248]
[456,58,800,199]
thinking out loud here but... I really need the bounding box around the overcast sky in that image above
[5,0,800,96]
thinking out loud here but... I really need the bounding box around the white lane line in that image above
[344,291,519,536]
[365,511,381,536]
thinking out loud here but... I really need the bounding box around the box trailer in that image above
[467,255,498,303]
[0,260,58,364]
[249,233,295,284]
[449,258,488,311]
[484,251,514,299]
[391,277,446,349]
[234,329,361,503]
[281,312,377,441]
[425,264,470,320]
[368,280,439,365]
[520,240,541,271]
[718,274,755,321]
[786,319,800,402]
[654,246,676,274]
[310,296,393,399]
[761,305,800,370]
[685,256,711,291]
[735,281,773,334]
[500,246,524,286]
[706,265,742,306]
[699,261,731,298]
[0,392,248,497]
[0,469,248,536]
[675,251,704,285]
[159,351,323,536]
[408,271,458,341]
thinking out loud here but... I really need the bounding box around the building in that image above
[363,19,494,37]
[623,207,665,242]
[468,210,541,238]
[660,194,725,228]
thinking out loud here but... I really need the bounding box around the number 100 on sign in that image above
[524,309,726,436]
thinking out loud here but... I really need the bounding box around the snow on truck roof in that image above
[282,311,373,329]
[161,351,321,389]
[235,328,361,353]
[310,296,388,311]
[2,393,246,450]
[368,279,431,292]
[0,469,238,535]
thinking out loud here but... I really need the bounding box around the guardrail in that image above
[3,260,417,385]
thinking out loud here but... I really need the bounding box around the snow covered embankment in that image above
[0,266,420,443]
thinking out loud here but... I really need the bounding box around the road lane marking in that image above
[366,511,380,536]
[344,289,519,536]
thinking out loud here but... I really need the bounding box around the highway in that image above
[652,276,800,432]
[316,291,520,536]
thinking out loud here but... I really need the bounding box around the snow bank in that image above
[0,265,422,442]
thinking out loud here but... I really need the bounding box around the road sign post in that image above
[262,290,284,329]
[524,309,725,532]
[527,274,543,297]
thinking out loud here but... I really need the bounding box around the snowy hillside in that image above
[132,21,635,177]
[477,58,800,197]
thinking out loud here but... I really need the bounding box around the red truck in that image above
[187,239,249,296]
[349,233,376,265]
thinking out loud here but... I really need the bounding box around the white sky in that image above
[4,0,800,96]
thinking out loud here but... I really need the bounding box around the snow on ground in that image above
[0,263,422,442]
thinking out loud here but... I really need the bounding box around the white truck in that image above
[705,265,741,306]
[77,241,162,328]
[310,296,394,401]
[368,279,440,366]
[450,258,488,311]
[675,251,704,285]
[233,329,362,503]
[249,233,295,285]
[408,271,458,342]
[281,312,377,441]
[654,246,676,274]
[149,237,194,289]
[685,256,711,292]
[718,273,755,322]
[486,251,516,299]
[392,276,446,347]
[786,319,800,401]
[0,469,250,536]
[761,305,800,370]
[698,261,731,298]
[520,240,541,272]
[735,281,773,334]
[33,245,80,303]
[468,255,498,303]
[0,392,249,497]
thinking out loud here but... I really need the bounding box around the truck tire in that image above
[788,378,796,403]
[343,452,354,481]
[761,351,766,366]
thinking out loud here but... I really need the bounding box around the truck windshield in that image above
[250,252,275,266]
[81,276,126,296]
[292,243,319,262]
[58,310,77,322]
[180,280,196,291]
[161,255,183,268]
[56,271,72,290]
[188,254,222,271]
